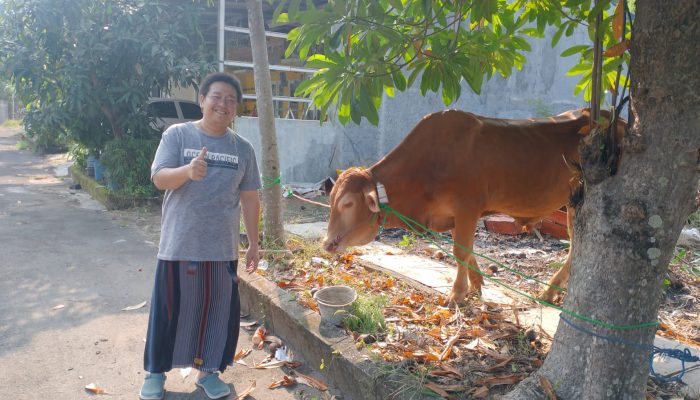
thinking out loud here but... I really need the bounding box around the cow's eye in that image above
[341,201,354,210]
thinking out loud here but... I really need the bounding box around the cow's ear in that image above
[364,188,380,213]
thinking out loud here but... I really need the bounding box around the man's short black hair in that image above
[198,72,242,103]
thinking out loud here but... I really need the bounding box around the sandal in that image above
[196,372,231,399]
[139,373,166,400]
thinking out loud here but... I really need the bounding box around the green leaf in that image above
[473,0,499,23]
[574,79,588,96]
[429,65,441,92]
[560,45,589,57]
[359,89,379,125]
[388,70,405,92]
[384,84,395,98]
[350,98,362,125]
[510,36,531,52]
[406,62,425,88]
[272,0,289,24]
[276,13,289,24]
[294,77,321,96]
[304,54,338,69]
[567,63,592,76]
[551,25,565,47]
[388,0,403,9]
[289,0,302,19]
[419,67,431,96]
[521,27,544,38]
[462,64,484,94]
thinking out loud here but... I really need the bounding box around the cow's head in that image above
[323,167,381,253]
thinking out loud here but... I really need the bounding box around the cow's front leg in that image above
[540,206,574,302]
[541,253,571,303]
[447,218,481,306]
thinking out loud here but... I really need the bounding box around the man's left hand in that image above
[245,245,259,273]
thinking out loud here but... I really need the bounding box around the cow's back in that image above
[376,109,590,220]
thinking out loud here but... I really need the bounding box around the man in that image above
[140,72,261,400]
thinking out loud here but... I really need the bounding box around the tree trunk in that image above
[506,1,700,398]
[246,0,285,246]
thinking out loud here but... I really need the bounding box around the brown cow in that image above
[323,108,624,305]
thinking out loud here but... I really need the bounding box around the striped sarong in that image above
[143,260,240,373]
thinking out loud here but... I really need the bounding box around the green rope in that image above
[262,176,282,190]
[379,203,659,331]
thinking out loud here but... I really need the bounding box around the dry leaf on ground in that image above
[121,301,147,311]
[234,380,256,400]
[424,382,453,399]
[252,326,266,349]
[268,375,297,389]
[472,386,490,398]
[485,356,514,372]
[295,372,328,391]
[84,383,107,394]
[253,359,301,369]
[234,348,252,363]
[429,366,464,380]
[475,374,524,387]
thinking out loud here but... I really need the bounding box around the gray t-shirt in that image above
[151,122,261,261]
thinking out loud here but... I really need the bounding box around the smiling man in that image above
[140,72,262,400]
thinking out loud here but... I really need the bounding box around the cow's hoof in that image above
[537,290,556,304]
[446,292,468,307]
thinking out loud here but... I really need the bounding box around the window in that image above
[148,101,178,118]
[179,102,203,119]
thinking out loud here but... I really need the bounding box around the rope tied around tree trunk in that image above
[560,315,699,383]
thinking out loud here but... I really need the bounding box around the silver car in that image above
[147,98,202,131]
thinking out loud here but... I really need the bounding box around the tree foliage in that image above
[276,0,632,125]
[0,0,212,152]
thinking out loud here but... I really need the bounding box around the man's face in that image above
[199,81,239,128]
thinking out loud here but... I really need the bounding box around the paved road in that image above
[0,127,336,400]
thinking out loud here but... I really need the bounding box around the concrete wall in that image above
[237,27,598,183]
[235,116,342,183]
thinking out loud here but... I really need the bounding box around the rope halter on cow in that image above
[368,170,391,232]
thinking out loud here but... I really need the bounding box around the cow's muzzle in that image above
[323,234,342,253]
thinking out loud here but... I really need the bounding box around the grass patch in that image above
[672,248,700,280]
[344,294,388,334]
[16,136,29,150]
[397,233,417,249]
[375,361,443,399]
[0,119,22,128]
[285,235,325,268]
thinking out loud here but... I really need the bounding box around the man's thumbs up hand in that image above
[188,146,208,181]
[196,147,208,160]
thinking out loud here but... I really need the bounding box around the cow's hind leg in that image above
[447,216,482,306]
[540,206,575,302]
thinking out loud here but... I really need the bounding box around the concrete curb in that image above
[69,164,159,210]
[238,270,399,400]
